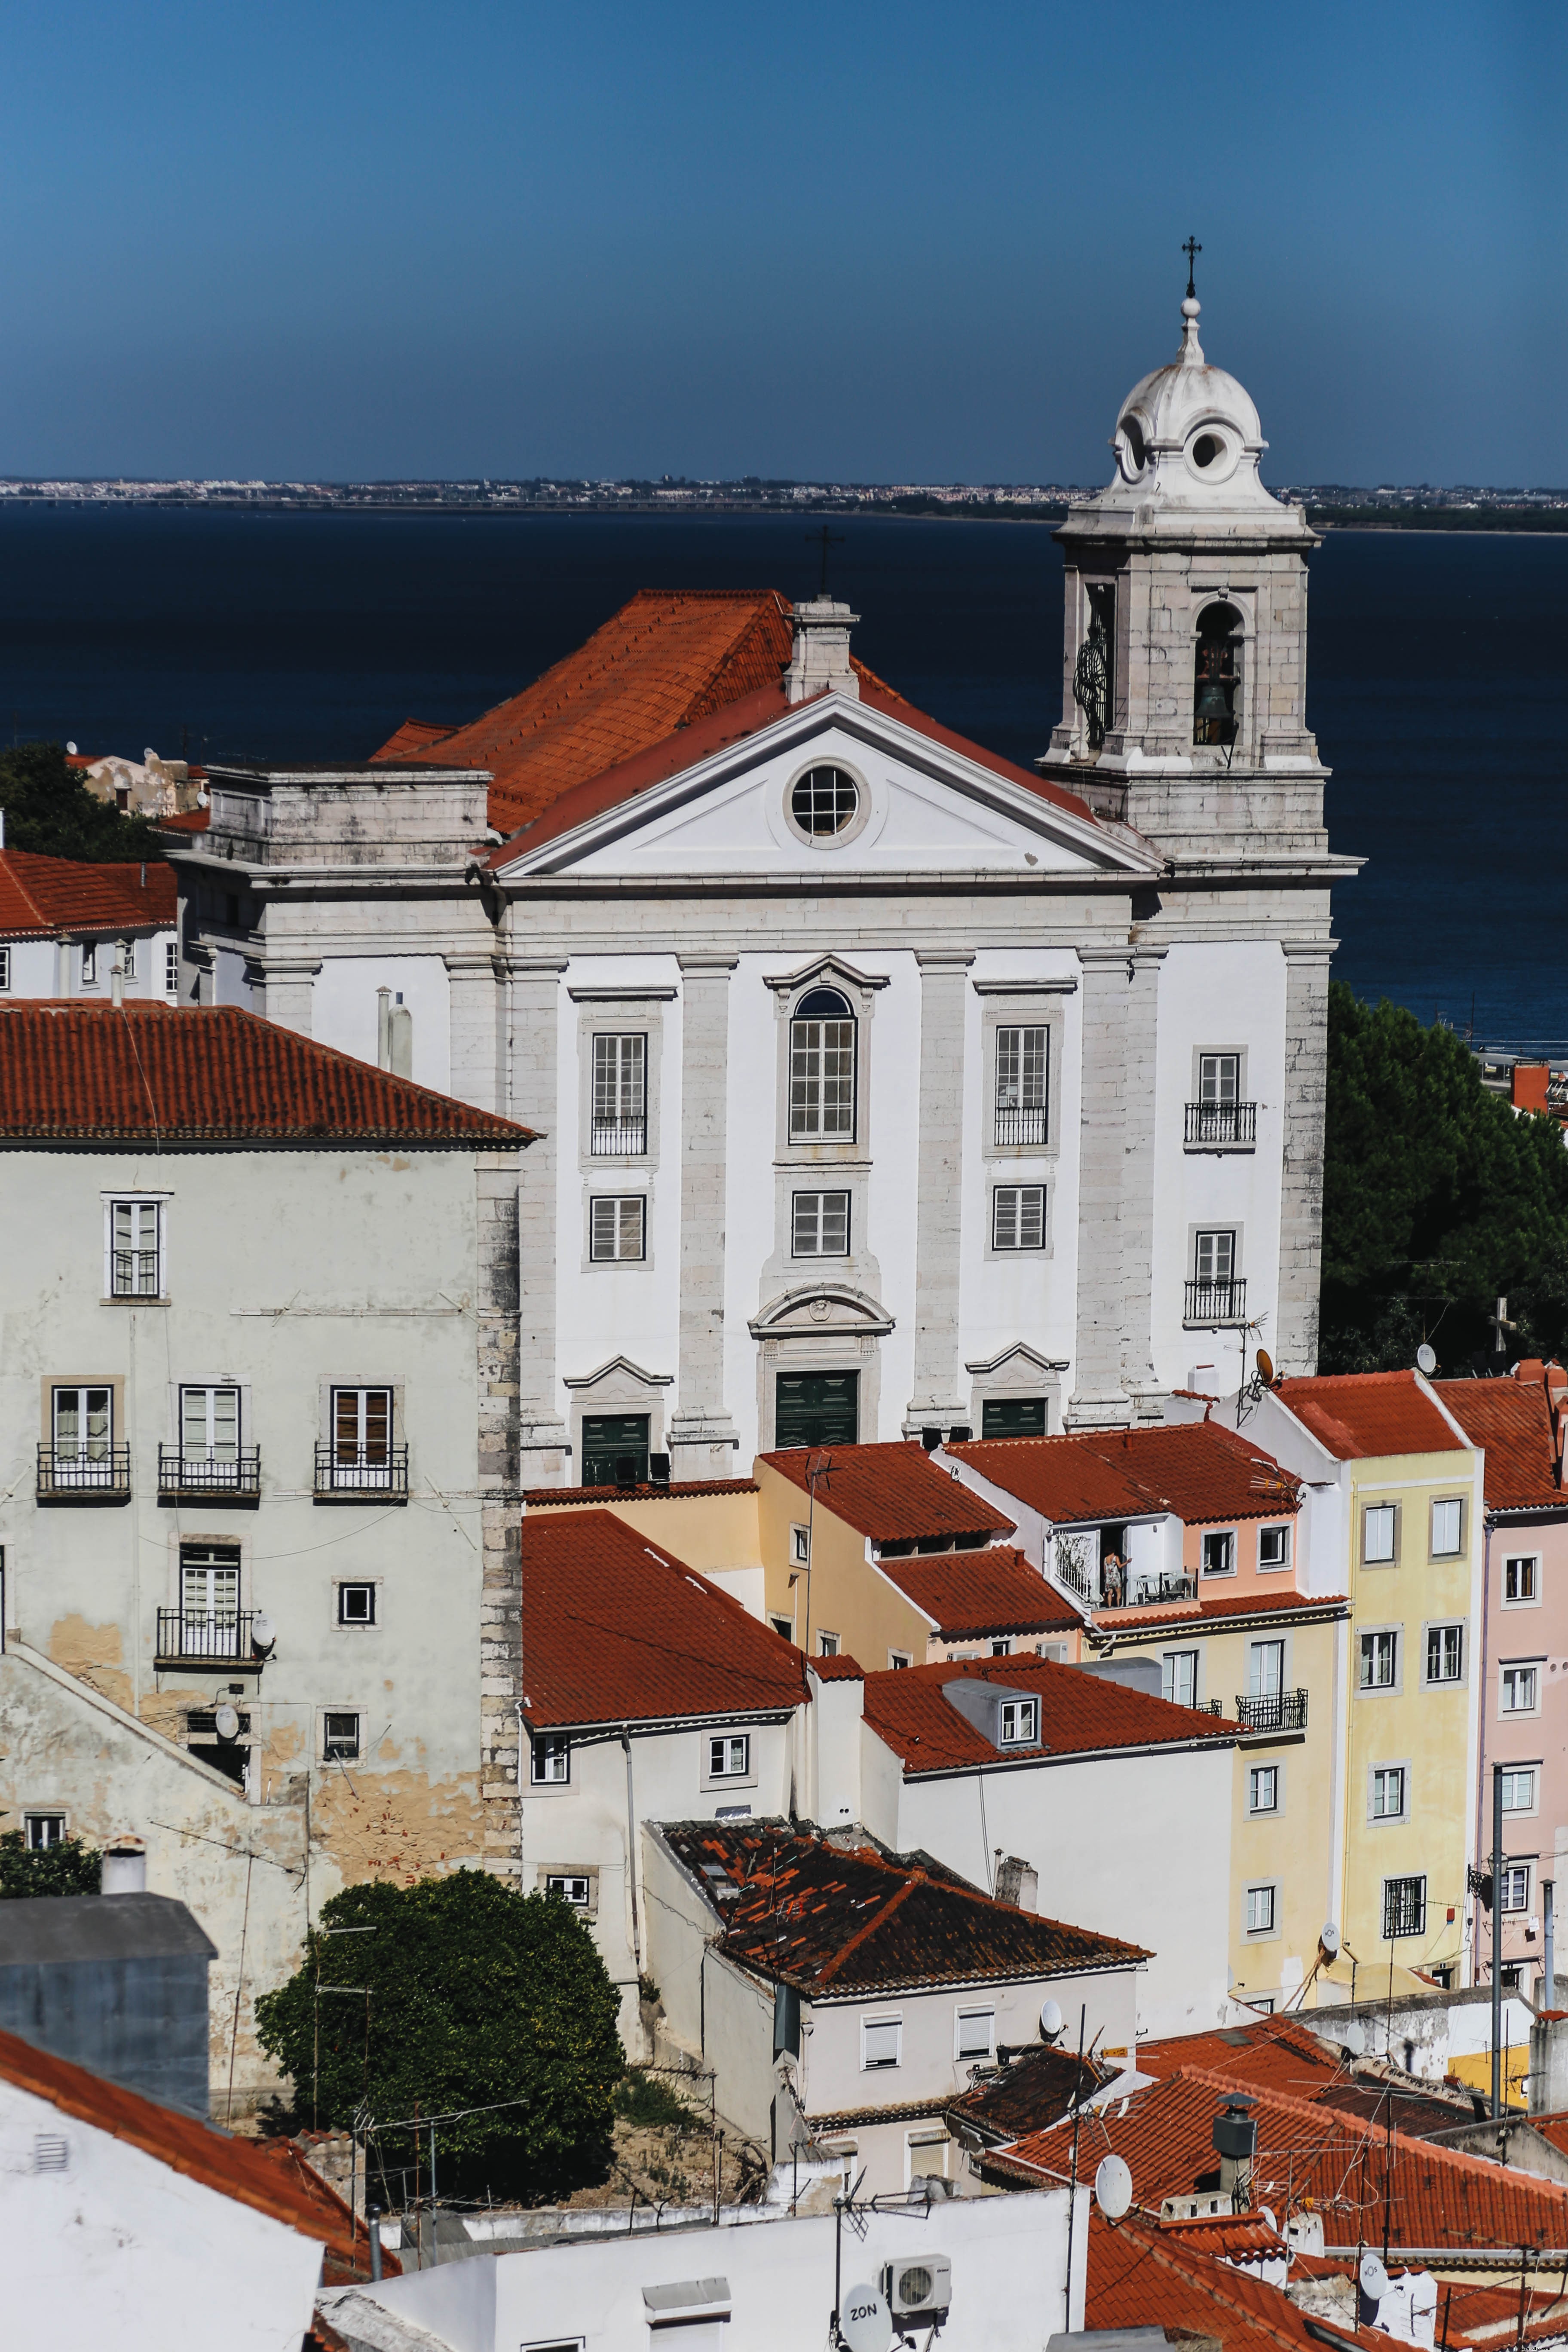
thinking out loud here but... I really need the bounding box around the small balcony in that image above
[158,1447,261,1507]
[314,1441,409,1503]
[1184,1101,1257,1149]
[994,1105,1048,1148]
[1124,1571,1197,1610]
[1234,1688,1309,1735]
[37,1444,131,1505]
[1184,1277,1248,1327]
[155,1610,272,1669]
[591,1119,646,1157]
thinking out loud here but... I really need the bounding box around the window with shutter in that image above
[862,2018,901,2070]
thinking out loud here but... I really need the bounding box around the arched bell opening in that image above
[1194,603,1243,747]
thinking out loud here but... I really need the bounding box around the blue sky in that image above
[0,0,1561,484]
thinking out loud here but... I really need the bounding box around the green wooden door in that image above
[981,1396,1046,1439]
[580,1414,650,1486]
[774,1372,859,1451]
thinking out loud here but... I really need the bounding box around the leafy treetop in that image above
[0,742,168,863]
[0,1830,102,1898]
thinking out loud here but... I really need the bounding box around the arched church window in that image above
[1074,582,1116,751]
[1194,603,1242,747]
[790,987,856,1139]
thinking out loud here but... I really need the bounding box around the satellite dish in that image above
[1360,2251,1390,2303]
[1256,1348,1275,1385]
[214,1703,240,1741]
[1319,1920,1341,1959]
[839,2283,892,2352]
[1095,2153,1133,2220]
[251,1612,276,1652]
[1040,1998,1064,2042]
[1416,1343,1437,1375]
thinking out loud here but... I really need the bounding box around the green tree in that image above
[254,1872,623,2200]
[0,742,167,863]
[1320,984,1568,1372]
[0,1830,102,1897]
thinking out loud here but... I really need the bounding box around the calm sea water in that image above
[0,507,1562,1048]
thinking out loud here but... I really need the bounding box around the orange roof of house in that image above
[0,848,175,941]
[1133,2011,1344,2095]
[949,1421,1300,1527]
[874,1544,1081,1640]
[1084,2210,1393,2352]
[0,2024,383,2281]
[522,1478,759,1507]
[1435,1373,1565,1511]
[758,1441,1016,1545]
[0,1002,534,1145]
[1274,1370,1465,1460]
[521,1509,807,1730]
[859,1654,1236,1776]
[1108,1589,1346,1632]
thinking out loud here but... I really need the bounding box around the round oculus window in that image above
[1190,432,1222,470]
[791,765,859,837]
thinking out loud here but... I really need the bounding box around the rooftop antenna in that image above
[1183,236,1202,300]
[805,523,844,599]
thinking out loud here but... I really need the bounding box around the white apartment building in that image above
[0,847,179,1000]
[167,285,1352,1477]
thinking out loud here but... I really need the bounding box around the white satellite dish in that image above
[1416,1343,1437,1375]
[1360,2251,1390,2303]
[251,1612,276,1651]
[1320,1920,1341,1959]
[214,1703,240,1741]
[1095,2153,1133,2220]
[1040,1999,1064,2042]
[839,2283,892,2352]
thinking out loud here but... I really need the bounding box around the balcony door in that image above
[333,1386,392,1486]
[775,1371,859,1451]
[1248,1640,1284,1698]
[181,1385,239,1464]
[180,1543,241,1657]
[52,1386,112,1485]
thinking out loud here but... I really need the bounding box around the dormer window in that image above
[998,1697,1038,1748]
[790,989,856,1139]
[1194,604,1242,747]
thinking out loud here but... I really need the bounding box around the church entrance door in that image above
[775,1372,858,1451]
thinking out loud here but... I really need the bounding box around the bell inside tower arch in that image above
[1193,603,1242,747]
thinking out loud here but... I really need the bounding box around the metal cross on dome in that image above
[1183,237,1202,299]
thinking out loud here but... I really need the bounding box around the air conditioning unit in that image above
[882,2256,952,2322]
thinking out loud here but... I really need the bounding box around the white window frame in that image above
[0,946,10,992]
[997,1697,1039,1747]
[1430,1497,1464,1559]
[993,1024,1049,1148]
[590,1032,648,1157]
[861,2014,902,2072]
[1163,1648,1200,1708]
[1202,1528,1237,1578]
[888,1649,913,1672]
[1359,1626,1400,1693]
[337,1581,377,1628]
[1363,1503,1399,1565]
[1501,1766,1539,1815]
[322,1710,361,1763]
[1194,1227,1236,1283]
[164,937,179,996]
[954,2006,995,2061]
[544,1873,593,1909]
[531,1733,571,1785]
[588,1194,646,1263]
[992,1184,1047,1252]
[1423,1620,1465,1685]
[1247,1764,1280,1816]
[769,1612,796,1643]
[789,998,857,1141]
[23,1813,66,1850]
[791,1188,850,1258]
[1503,1555,1540,1606]
[1245,1882,1280,1939]
[790,1524,811,1567]
[104,1196,165,1299]
[179,1383,240,1464]
[1248,1639,1286,1699]
[818,1630,840,1657]
[1501,1662,1541,1716]
[705,1733,751,1780]
[1370,1764,1408,1822]
[1258,1523,1292,1571]
[1501,1862,1532,1914]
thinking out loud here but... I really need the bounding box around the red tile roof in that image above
[1084,2211,1390,2352]
[655,1820,1148,1996]
[811,1653,867,1681]
[0,1003,534,1146]
[948,1422,1301,1528]
[523,1479,759,1507]
[0,2023,384,2280]
[521,1509,807,1730]
[759,1442,1016,1545]
[1434,1375,1565,1512]
[994,2065,1568,2258]
[0,848,175,940]
[1134,2013,1345,2097]
[943,2045,1111,2141]
[1104,1589,1346,1633]
[859,1654,1236,1776]
[875,1544,1082,1640]
[157,803,211,834]
[1274,1371,1466,1461]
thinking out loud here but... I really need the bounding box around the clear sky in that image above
[1,0,1561,485]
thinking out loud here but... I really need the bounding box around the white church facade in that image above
[166,288,1354,1482]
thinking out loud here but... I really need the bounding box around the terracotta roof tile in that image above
[1107,1589,1346,1633]
[0,848,175,941]
[0,2024,384,2280]
[1434,1376,1565,1511]
[949,1422,1301,1528]
[859,1654,1236,1776]
[760,1442,1016,1545]
[0,1002,534,1145]
[521,1509,806,1730]
[1134,2013,1345,2096]
[1084,2211,1392,2352]
[875,1544,1082,1639]
[811,1653,867,1681]
[523,1478,759,1507]
[943,2044,1110,2141]
[1274,1371,1466,1461]
[656,1819,1148,1996]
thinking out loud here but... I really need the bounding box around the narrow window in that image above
[792,1190,850,1257]
[589,1195,646,1262]
[997,1697,1038,1746]
[179,1543,241,1659]
[164,938,178,995]
[338,1582,376,1626]
[707,1734,750,1778]
[591,1033,647,1155]
[1248,1766,1279,1814]
[0,947,11,991]
[1504,1556,1537,1602]
[1258,1524,1291,1570]
[50,1385,114,1489]
[1162,1649,1199,1708]
[109,1198,162,1296]
[1191,1230,1237,1315]
[1246,1884,1276,1935]
[789,989,856,1140]
[862,2018,901,2070]
[1359,1629,1398,1689]
[531,1734,571,1784]
[1372,1766,1406,1819]
[121,939,135,980]
[993,1185,1046,1251]
[1248,1640,1284,1698]
[1202,1530,1236,1578]
[1501,1865,1532,1914]
[1502,1664,1540,1713]
[955,2008,995,2061]
[1193,603,1242,746]
[1383,1875,1427,1938]
[995,1026,1048,1146]
[1430,1498,1463,1557]
[81,941,98,985]
[1501,1768,1537,1812]
[790,1525,811,1566]
[1363,1504,1398,1564]
[1425,1623,1464,1682]
[323,1712,361,1763]
[180,1384,239,1466]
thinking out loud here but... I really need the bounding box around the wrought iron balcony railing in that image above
[37,1443,131,1503]
[157,1447,261,1504]
[1234,1688,1309,1735]
[155,1610,272,1667]
[314,1441,409,1501]
[591,1119,647,1157]
[1184,1277,1248,1326]
[1184,1101,1258,1148]
[994,1105,1049,1148]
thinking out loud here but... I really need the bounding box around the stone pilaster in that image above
[904,950,974,1432]
[508,961,571,1479]
[475,1152,524,1877]
[1066,945,1165,1428]
[250,952,319,1035]
[1277,939,1333,1375]
[1120,946,1166,1415]
[444,950,504,1115]
[667,955,741,1477]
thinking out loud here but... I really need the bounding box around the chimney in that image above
[1213,2094,1257,2208]
[785,596,861,705]
[376,986,392,1070]
[110,948,125,1008]
[994,1855,1039,1912]
[101,1836,147,1895]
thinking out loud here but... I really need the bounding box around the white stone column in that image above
[508,960,571,1479]
[1066,944,1164,1428]
[1277,938,1333,1376]
[905,950,974,1433]
[667,955,741,1478]
[444,950,505,1115]
[251,953,319,1035]
[475,1149,524,1877]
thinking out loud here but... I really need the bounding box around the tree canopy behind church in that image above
[0,742,167,862]
[1319,984,1568,1372]
[254,1871,624,2200]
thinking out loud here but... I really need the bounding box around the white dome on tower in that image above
[1107,293,1280,513]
